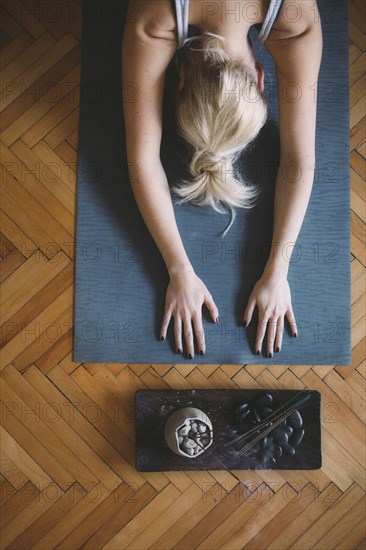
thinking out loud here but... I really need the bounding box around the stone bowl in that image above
[164,407,213,458]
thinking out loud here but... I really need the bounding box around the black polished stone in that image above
[291,429,305,448]
[287,409,303,429]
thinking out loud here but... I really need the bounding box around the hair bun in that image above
[197,150,222,174]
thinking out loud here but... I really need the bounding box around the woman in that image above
[122,0,323,359]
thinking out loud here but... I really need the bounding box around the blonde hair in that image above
[171,32,268,237]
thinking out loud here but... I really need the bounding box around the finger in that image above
[182,315,195,359]
[160,307,172,340]
[266,317,278,358]
[274,315,284,352]
[286,307,298,337]
[255,311,269,355]
[192,312,205,356]
[204,292,219,323]
[174,315,183,354]
[243,295,256,327]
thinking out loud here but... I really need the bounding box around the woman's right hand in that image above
[160,269,219,358]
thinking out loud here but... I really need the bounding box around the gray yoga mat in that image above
[73,0,351,365]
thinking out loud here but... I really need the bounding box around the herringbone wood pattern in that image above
[0,1,365,548]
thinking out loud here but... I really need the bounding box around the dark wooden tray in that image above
[135,389,321,471]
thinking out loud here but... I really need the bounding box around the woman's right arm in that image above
[122,12,219,357]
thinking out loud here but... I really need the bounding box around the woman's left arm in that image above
[243,2,323,356]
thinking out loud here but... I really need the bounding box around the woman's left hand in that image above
[242,272,297,357]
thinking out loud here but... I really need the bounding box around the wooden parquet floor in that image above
[0,1,365,548]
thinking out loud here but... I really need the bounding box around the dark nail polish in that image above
[177,348,182,354]
[188,353,192,359]
[256,350,260,355]
[160,336,165,341]
[242,320,247,327]
[293,333,297,337]
[216,316,220,324]
[275,347,280,352]
[268,352,272,358]
[200,350,204,355]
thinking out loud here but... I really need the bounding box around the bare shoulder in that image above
[265,0,321,41]
[125,0,177,39]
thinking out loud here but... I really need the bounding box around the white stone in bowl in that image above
[164,407,213,458]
